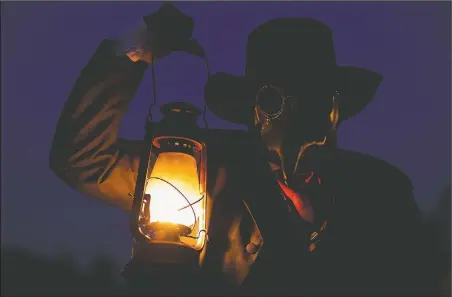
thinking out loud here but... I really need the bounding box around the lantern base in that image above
[122,243,203,295]
[121,242,200,280]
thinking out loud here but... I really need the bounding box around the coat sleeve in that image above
[49,39,148,211]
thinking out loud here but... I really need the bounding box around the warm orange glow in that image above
[144,152,203,230]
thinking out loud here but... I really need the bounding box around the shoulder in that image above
[333,150,421,231]
[332,149,416,215]
[334,148,413,191]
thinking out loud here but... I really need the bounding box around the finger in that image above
[126,52,141,62]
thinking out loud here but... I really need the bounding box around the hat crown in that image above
[245,18,337,91]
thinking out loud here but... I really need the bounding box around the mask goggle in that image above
[254,84,340,126]
[254,85,291,126]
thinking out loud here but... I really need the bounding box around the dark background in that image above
[1,1,450,295]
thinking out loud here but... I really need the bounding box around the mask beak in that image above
[279,125,306,186]
[279,123,328,187]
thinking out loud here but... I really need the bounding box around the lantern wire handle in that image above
[201,56,210,129]
[149,177,202,229]
[146,39,210,128]
[191,37,210,129]
[177,196,204,212]
[148,177,207,240]
[184,229,208,241]
[146,53,158,123]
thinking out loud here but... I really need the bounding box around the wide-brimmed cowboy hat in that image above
[204,18,383,125]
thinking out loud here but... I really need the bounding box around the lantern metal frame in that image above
[122,102,208,283]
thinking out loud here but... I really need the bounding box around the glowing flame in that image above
[144,152,202,229]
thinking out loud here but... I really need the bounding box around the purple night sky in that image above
[2,2,450,267]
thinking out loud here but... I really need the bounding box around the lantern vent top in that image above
[161,102,201,121]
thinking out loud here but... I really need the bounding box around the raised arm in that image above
[49,39,147,211]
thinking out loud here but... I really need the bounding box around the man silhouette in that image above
[50,12,429,295]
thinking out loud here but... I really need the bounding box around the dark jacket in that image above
[50,40,429,296]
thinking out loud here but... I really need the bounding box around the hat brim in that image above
[204,66,383,125]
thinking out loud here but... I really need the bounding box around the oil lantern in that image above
[122,102,208,287]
